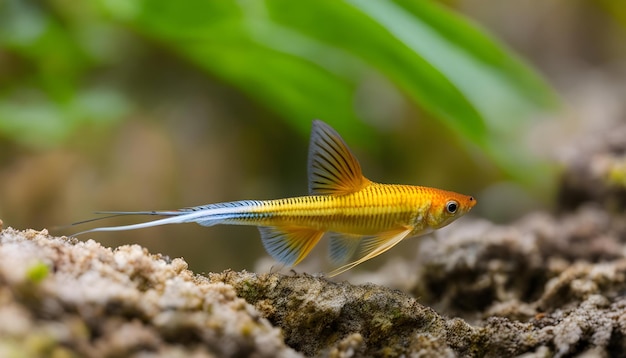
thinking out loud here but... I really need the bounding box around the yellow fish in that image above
[75,120,476,276]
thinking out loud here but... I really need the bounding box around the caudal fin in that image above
[69,202,258,237]
[70,210,182,227]
[70,212,194,237]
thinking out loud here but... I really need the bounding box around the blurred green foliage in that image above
[599,0,626,28]
[0,0,130,148]
[1,0,557,182]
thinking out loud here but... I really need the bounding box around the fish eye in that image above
[445,200,458,214]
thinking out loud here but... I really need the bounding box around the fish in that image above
[73,120,476,276]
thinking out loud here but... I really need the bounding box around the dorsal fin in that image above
[308,120,370,195]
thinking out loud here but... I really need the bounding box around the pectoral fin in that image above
[308,120,370,195]
[259,226,324,266]
[327,227,413,277]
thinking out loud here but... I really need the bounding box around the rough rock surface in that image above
[2,216,625,357]
[0,228,299,358]
[210,271,480,357]
[557,118,626,212]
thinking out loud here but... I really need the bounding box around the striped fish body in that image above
[74,120,476,276]
[219,184,449,236]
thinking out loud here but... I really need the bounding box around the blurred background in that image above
[1,0,625,273]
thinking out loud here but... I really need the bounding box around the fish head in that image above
[426,190,476,229]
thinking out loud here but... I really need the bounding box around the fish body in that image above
[75,120,476,276]
[203,184,465,235]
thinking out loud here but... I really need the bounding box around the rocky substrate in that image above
[1,202,625,357]
[0,228,299,358]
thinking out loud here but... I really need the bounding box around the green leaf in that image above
[263,0,487,142]
[263,0,558,185]
[2,0,559,186]
[98,0,559,187]
[110,0,370,138]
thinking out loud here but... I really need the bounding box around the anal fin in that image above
[327,227,413,277]
[328,232,363,265]
[259,226,324,267]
